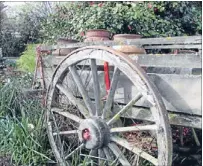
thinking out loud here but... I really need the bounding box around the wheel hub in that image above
[78,118,110,149]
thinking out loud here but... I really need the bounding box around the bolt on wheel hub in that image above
[78,118,110,149]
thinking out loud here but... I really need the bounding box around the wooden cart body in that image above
[40,35,202,129]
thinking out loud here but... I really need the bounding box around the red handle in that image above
[104,61,110,94]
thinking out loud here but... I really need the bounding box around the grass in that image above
[0,74,53,165]
[17,44,37,73]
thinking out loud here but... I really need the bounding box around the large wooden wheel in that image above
[46,47,172,166]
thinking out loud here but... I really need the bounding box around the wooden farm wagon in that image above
[34,35,202,166]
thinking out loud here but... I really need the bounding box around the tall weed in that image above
[0,75,53,165]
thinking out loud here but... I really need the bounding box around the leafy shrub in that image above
[41,1,202,43]
[0,31,26,57]
[0,2,53,57]
[17,44,37,73]
[0,2,26,57]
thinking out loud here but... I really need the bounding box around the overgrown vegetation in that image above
[0,75,53,165]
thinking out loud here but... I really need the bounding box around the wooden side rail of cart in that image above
[39,35,202,129]
[40,35,201,129]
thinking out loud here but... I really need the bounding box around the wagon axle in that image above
[82,128,90,141]
[78,118,110,149]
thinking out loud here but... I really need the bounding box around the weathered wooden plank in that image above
[98,149,105,165]
[53,130,78,136]
[65,144,84,159]
[42,55,64,68]
[168,113,201,129]
[102,68,120,119]
[120,106,202,129]
[43,62,201,116]
[69,65,95,116]
[51,107,82,123]
[98,73,201,116]
[40,36,201,50]
[47,122,66,166]
[108,143,131,166]
[103,147,113,162]
[56,83,90,117]
[144,44,201,49]
[110,124,157,133]
[107,92,142,125]
[148,74,201,115]
[43,53,202,69]
[43,67,56,88]
[131,54,202,69]
[143,67,201,75]
[90,59,101,116]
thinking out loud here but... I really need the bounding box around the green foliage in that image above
[0,2,53,57]
[15,2,54,43]
[0,76,52,165]
[0,117,51,165]
[0,2,26,57]
[41,1,202,43]
[17,44,37,73]
[0,31,26,57]
[0,74,33,117]
[0,2,6,23]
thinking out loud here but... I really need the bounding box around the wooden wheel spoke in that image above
[91,59,101,116]
[53,130,78,136]
[110,124,157,133]
[107,92,143,125]
[56,83,89,118]
[111,136,158,166]
[89,149,98,157]
[103,147,114,162]
[47,122,65,165]
[65,143,84,159]
[86,149,110,164]
[51,107,83,123]
[69,65,95,116]
[98,149,105,165]
[89,149,101,165]
[108,142,131,166]
[102,68,120,119]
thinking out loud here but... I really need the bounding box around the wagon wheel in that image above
[46,47,172,166]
